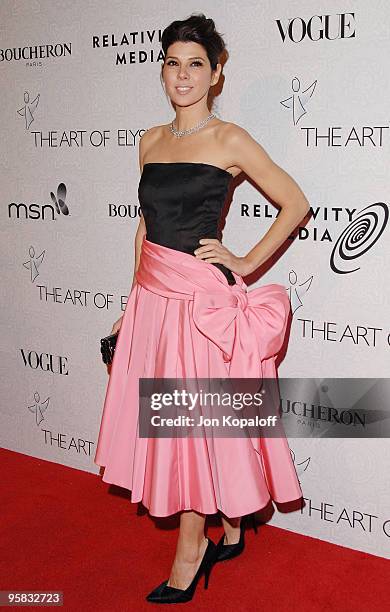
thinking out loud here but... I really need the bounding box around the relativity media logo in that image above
[8,183,70,220]
[330,202,388,274]
[244,201,388,273]
[91,29,164,66]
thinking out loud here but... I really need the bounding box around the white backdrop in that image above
[1,0,389,559]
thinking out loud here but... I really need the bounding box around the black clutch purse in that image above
[100,331,119,365]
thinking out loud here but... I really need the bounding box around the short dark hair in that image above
[161,13,227,71]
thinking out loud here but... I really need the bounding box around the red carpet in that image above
[1,447,389,611]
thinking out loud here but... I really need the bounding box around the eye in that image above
[166,60,203,67]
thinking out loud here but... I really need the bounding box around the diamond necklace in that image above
[170,112,216,138]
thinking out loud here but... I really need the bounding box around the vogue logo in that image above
[276,13,356,43]
[20,349,69,375]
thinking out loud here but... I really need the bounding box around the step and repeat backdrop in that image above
[1,1,389,559]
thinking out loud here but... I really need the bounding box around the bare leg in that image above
[220,514,241,544]
[167,510,208,590]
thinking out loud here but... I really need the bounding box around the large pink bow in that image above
[192,283,291,380]
[136,236,291,382]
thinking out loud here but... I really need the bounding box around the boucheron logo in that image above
[330,202,389,274]
[280,77,317,125]
[8,182,70,220]
[28,391,50,426]
[17,91,40,130]
[1,42,72,63]
[286,270,313,314]
[23,246,45,282]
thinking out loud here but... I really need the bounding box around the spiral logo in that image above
[330,202,388,274]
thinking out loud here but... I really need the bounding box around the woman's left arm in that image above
[195,124,311,276]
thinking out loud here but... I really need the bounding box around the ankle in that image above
[223,520,241,544]
[176,536,207,563]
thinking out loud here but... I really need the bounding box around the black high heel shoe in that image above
[215,512,258,562]
[145,537,217,604]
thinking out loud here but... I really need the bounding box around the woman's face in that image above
[162,41,220,106]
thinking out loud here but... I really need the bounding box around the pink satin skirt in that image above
[94,236,302,517]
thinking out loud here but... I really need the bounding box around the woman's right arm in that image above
[131,127,149,290]
[130,213,147,290]
[110,214,146,334]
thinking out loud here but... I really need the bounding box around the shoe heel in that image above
[204,562,213,590]
[250,512,258,534]
[145,538,217,603]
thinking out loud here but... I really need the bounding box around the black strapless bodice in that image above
[138,162,236,285]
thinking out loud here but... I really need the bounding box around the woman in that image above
[95,13,309,604]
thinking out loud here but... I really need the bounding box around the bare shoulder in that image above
[217,121,272,174]
[139,124,166,169]
[217,121,256,146]
[212,121,265,176]
[139,124,163,147]
[140,123,167,139]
